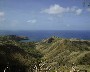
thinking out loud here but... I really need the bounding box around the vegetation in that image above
[0,35,90,72]
[0,35,28,41]
[36,36,90,72]
[0,35,42,72]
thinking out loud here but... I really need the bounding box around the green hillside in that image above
[0,35,42,72]
[36,37,90,72]
[0,35,90,72]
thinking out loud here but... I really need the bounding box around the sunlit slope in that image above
[36,37,90,70]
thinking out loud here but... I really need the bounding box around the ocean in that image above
[0,30,90,41]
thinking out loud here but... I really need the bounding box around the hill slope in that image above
[0,35,90,72]
[36,37,90,72]
[0,35,42,72]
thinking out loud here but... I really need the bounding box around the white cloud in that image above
[76,9,82,15]
[41,4,67,14]
[27,19,37,24]
[0,12,5,22]
[0,12,4,17]
[87,8,90,12]
[41,4,82,15]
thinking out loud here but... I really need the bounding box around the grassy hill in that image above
[0,35,90,72]
[0,35,42,72]
[36,36,90,72]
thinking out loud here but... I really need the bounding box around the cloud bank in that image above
[41,4,82,15]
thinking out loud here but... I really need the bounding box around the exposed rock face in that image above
[47,37,54,43]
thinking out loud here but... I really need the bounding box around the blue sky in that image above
[0,0,90,30]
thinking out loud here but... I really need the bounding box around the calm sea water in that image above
[0,30,90,41]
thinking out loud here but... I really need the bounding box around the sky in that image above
[0,0,90,30]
